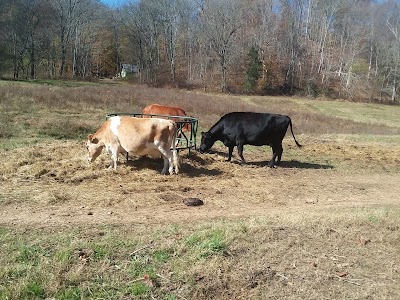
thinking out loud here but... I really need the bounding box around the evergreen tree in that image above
[244,47,261,93]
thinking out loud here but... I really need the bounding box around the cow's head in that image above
[86,134,103,163]
[199,131,215,153]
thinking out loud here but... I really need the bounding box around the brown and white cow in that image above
[142,104,191,133]
[86,116,180,175]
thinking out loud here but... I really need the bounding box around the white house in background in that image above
[119,64,138,77]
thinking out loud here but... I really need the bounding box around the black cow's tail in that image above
[289,118,302,148]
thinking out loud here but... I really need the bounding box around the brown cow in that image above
[86,116,180,174]
[142,104,190,132]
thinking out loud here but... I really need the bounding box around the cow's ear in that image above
[88,134,99,144]
[201,131,205,137]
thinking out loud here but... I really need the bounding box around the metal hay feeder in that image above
[106,112,198,157]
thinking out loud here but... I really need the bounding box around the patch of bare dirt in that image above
[0,140,400,230]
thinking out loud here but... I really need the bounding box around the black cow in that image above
[199,112,302,168]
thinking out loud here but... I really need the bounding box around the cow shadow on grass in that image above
[180,152,224,177]
[204,150,333,170]
[125,154,223,177]
[124,156,168,173]
[280,160,334,169]
[221,159,333,170]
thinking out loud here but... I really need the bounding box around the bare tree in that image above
[385,6,400,101]
[332,1,372,98]
[50,0,94,77]
[122,0,163,82]
[251,0,276,83]
[72,2,106,77]
[2,0,32,78]
[158,0,182,81]
[199,0,244,92]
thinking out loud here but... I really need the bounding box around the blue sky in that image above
[100,0,131,8]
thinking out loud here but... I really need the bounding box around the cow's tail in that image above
[289,118,302,148]
[172,122,180,174]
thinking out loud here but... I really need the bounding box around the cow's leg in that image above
[237,143,246,165]
[268,150,277,168]
[275,144,283,166]
[161,155,171,175]
[155,141,173,175]
[173,149,180,175]
[269,144,283,168]
[107,145,119,170]
[227,146,234,161]
[167,151,175,175]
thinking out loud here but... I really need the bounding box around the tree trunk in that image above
[220,51,227,92]
[391,65,397,102]
[30,35,35,79]
[13,33,18,79]
[60,27,66,77]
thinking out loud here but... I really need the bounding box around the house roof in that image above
[121,64,138,72]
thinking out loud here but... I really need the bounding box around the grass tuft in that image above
[153,249,171,263]
[185,229,227,258]
[127,282,148,297]
[19,280,46,299]
[55,287,82,300]
[15,244,42,265]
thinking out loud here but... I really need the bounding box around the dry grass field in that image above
[0,79,400,299]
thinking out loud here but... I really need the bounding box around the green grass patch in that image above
[153,249,172,263]
[127,282,149,297]
[185,228,227,258]
[19,280,46,299]
[55,287,82,300]
[128,255,157,279]
[91,243,111,260]
[15,244,43,264]
[318,133,400,144]
[55,249,73,264]
[296,99,400,128]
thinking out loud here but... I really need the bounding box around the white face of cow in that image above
[86,135,103,163]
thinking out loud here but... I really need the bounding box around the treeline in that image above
[1,0,399,102]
